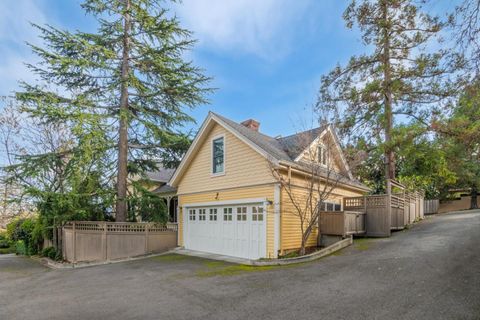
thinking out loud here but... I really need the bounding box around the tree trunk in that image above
[470,186,478,209]
[382,1,395,189]
[299,238,306,256]
[115,0,131,222]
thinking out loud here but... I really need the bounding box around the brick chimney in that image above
[241,119,260,132]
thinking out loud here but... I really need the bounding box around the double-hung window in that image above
[212,136,224,174]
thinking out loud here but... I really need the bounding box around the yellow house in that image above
[169,112,369,259]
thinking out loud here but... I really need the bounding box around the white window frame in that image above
[198,208,206,221]
[319,200,342,212]
[318,143,328,167]
[209,208,218,221]
[211,134,226,176]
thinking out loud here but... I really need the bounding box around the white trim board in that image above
[273,184,281,258]
[182,198,268,209]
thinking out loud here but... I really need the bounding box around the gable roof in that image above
[146,165,175,183]
[169,112,369,191]
[277,127,327,160]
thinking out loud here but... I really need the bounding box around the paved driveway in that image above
[1,210,480,320]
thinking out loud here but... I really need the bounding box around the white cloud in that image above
[175,0,314,59]
[0,0,47,96]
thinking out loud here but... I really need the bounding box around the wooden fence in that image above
[424,199,440,214]
[341,190,424,237]
[437,196,480,213]
[319,211,366,237]
[62,221,178,263]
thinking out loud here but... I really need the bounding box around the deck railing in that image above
[342,190,424,237]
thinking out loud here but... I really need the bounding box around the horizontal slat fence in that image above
[62,221,177,263]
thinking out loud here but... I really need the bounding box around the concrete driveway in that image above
[1,210,480,320]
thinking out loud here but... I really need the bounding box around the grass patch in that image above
[152,253,192,262]
[278,251,300,259]
[197,264,276,277]
[331,249,345,256]
[203,260,228,268]
[353,238,373,251]
[0,246,15,254]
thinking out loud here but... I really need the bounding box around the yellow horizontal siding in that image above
[177,123,275,195]
[178,185,276,258]
[280,179,364,252]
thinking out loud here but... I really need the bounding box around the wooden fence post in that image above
[145,223,149,254]
[103,222,108,261]
[363,195,367,213]
[72,221,76,264]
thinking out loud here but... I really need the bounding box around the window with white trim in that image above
[319,201,341,212]
[318,145,327,166]
[209,208,218,221]
[252,206,264,221]
[223,208,233,221]
[212,137,224,174]
[188,209,196,221]
[198,208,206,221]
[236,207,247,221]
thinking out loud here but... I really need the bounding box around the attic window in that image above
[212,136,224,174]
[318,145,327,166]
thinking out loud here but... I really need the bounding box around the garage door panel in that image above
[184,202,267,259]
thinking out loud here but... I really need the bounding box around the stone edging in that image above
[248,236,353,266]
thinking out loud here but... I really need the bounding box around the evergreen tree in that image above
[440,83,480,209]
[16,0,211,221]
[318,0,462,190]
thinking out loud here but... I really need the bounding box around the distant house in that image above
[167,112,369,259]
[143,165,178,223]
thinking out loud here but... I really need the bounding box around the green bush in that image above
[6,217,43,255]
[41,247,56,260]
[0,239,10,249]
[16,240,27,255]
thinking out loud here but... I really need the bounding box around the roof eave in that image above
[278,160,371,193]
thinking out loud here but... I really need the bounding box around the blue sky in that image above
[0,0,456,138]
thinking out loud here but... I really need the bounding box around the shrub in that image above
[6,217,43,255]
[16,240,27,255]
[41,247,55,259]
[0,239,10,249]
[41,246,62,261]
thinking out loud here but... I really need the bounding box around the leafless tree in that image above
[268,125,350,256]
[0,98,74,221]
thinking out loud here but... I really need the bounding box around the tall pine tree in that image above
[16,0,211,221]
[441,83,480,209]
[318,0,462,190]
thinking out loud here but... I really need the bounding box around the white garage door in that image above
[184,202,267,260]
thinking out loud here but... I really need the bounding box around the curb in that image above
[175,236,353,266]
[249,236,353,266]
[33,250,179,270]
